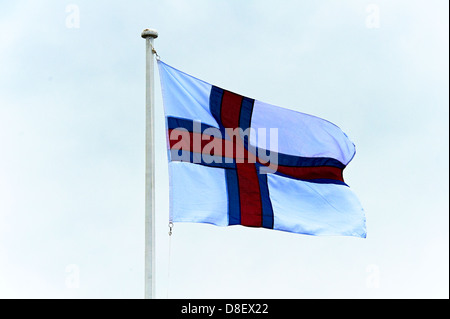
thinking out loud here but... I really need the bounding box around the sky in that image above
[0,0,448,299]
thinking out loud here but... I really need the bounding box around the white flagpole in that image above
[141,28,158,299]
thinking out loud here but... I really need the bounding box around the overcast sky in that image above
[0,0,448,299]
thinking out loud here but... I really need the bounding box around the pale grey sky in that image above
[0,0,448,298]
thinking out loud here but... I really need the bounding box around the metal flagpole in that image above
[141,28,158,299]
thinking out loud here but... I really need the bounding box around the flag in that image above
[158,60,366,237]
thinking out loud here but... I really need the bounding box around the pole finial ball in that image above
[141,29,158,39]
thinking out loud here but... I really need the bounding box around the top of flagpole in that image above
[141,28,158,39]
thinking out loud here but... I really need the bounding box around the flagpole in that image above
[141,28,158,299]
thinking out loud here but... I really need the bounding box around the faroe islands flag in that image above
[158,60,366,238]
